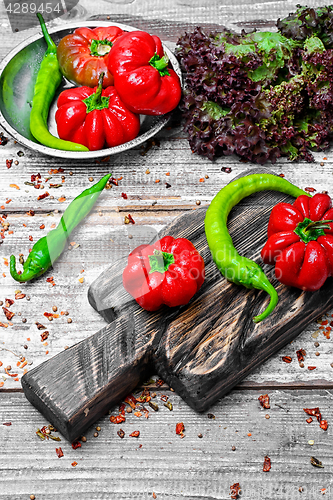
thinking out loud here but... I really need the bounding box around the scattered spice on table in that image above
[72,441,81,449]
[55,447,64,458]
[310,456,324,468]
[176,422,185,437]
[6,159,13,169]
[282,355,292,363]
[258,394,270,409]
[296,349,306,364]
[230,483,241,500]
[129,430,140,437]
[71,461,78,467]
[263,456,271,472]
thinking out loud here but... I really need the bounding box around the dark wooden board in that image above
[21,167,333,442]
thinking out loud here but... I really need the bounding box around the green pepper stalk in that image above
[204,173,310,322]
[10,174,111,282]
[30,14,89,152]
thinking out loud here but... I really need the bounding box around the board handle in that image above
[21,317,151,442]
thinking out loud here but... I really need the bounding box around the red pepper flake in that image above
[263,456,271,472]
[6,159,13,169]
[124,394,137,409]
[5,199,11,205]
[305,187,316,192]
[320,420,328,431]
[306,417,313,424]
[3,422,12,426]
[28,235,33,242]
[110,415,126,424]
[14,293,25,300]
[126,214,135,224]
[160,395,168,402]
[0,322,8,328]
[230,483,241,500]
[199,178,205,182]
[134,411,142,418]
[282,355,292,363]
[0,134,8,146]
[2,307,14,320]
[117,429,125,439]
[119,403,126,416]
[40,331,49,341]
[71,461,78,467]
[258,394,270,409]
[321,319,328,325]
[4,367,18,377]
[308,366,316,370]
[5,298,14,307]
[129,430,140,438]
[176,422,185,436]
[48,168,64,174]
[296,348,306,363]
[40,224,45,230]
[109,177,118,186]
[121,192,128,199]
[55,447,64,458]
[37,192,49,201]
[27,210,35,216]
[71,441,81,449]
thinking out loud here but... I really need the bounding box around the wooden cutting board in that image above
[21,167,333,442]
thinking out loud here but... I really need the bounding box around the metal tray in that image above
[0,21,182,159]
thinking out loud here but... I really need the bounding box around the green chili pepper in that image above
[30,14,89,152]
[204,173,310,322]
[10,174,111,282]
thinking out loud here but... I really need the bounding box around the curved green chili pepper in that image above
[30,14,89,152]
[204,173,310,322]
[10,173,111,282]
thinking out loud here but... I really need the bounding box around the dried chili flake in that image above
[124,394,137,409]
[160,395,168,402]
[27,210,35,216]
[117,429,125,438]
[119,403,126,416]
[296,348,306,363]
[48,168,64,174]
[0,134,8,146]
[9,184,20,190]
[71,441,81,449]
[6,159,13,169]
[5,298,14,307]
[35,322,46,330]
[306,417,313,424]
[320,420,328,431]
[55,447,64,458]
[263,455,271,472]
[305,187,316,193]
[2,307,14,320]
[109,177,118,186]
[282,355,292,363]
[258,394,270,409]
[71,461,78,467]
[304,407,322,421]
[3,422,12,426]
[40,331,49,341]
[129,430,140,437]
[110,415,126,424]
[127,214,135,224]
[176,422,185,436]
[37,192,49,201]
[230,483,241,500]
[0,322,8,328]
[121,192,128,199]
[134,411,142,418]
[310,456,324,468]
[308,366,316,370]
[29,235,33,242]
[14,293,25,300]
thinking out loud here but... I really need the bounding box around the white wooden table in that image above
[0,0,333,498]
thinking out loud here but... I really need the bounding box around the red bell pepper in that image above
[108,30,182,115]
[122,236,205,311]
[261,193,333,291]
[57,26,124,88]
[55,73,140,151]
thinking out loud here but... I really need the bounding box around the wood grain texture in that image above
[1,389,333,499]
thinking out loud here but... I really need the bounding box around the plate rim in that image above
[0,21,182,159]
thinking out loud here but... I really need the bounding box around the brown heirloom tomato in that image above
[57,26,124,88]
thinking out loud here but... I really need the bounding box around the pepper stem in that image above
[148,249,174,274]
[294,218,333,243]
[83,73,110,113]
[36,13,57,53]
[149,53,170,76]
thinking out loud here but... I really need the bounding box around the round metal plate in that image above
[0,21,182,159]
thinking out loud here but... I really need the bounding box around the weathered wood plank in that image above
[1,389,332,499]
